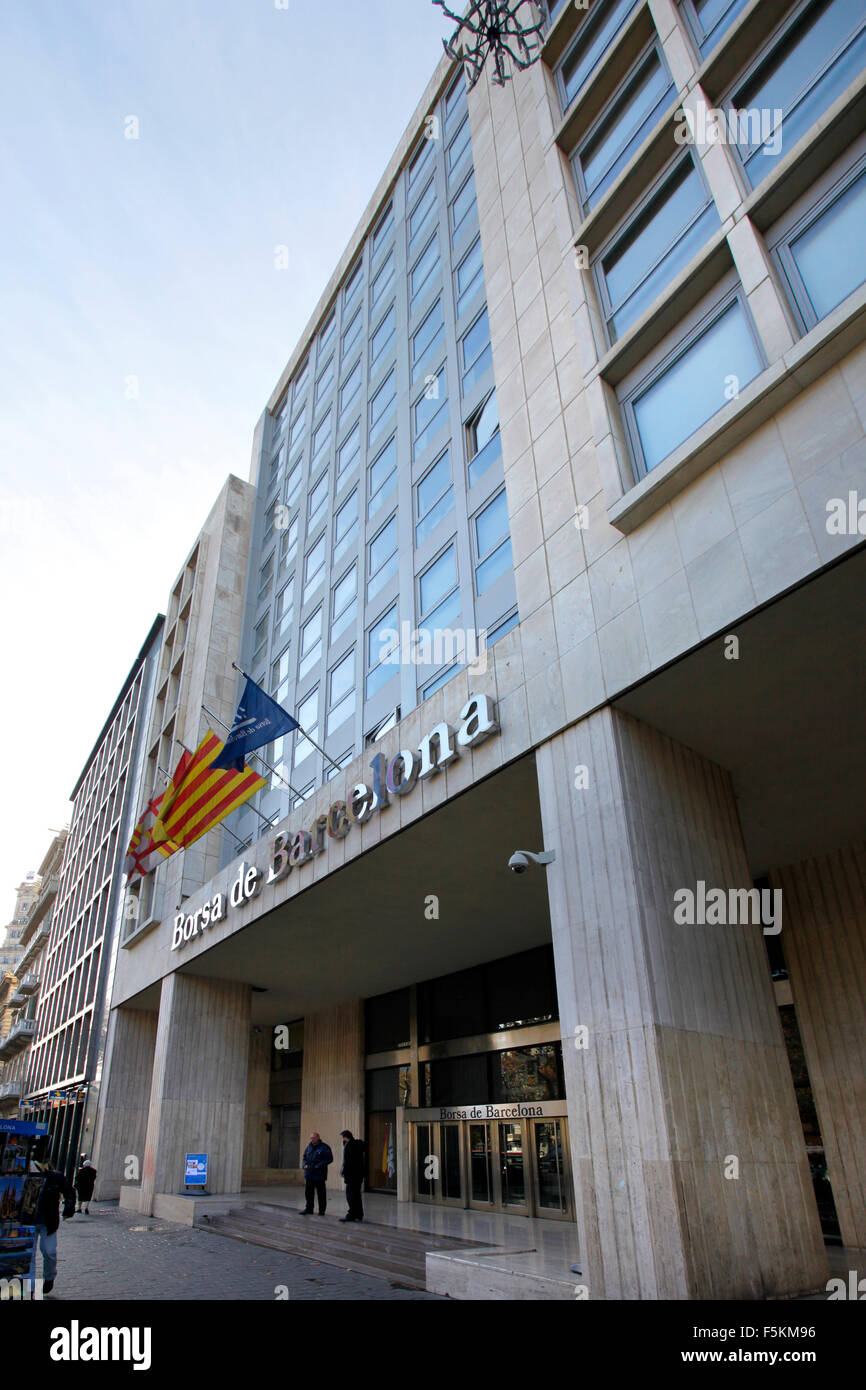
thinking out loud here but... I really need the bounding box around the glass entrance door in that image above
[413,1120,465,1206]
[530,1119,571,1220]
[498,1122,529,1212]
[468,1122,495,1208]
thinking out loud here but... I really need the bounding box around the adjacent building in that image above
[94,0,865,1300]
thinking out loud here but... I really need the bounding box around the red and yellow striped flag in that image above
[152,732,266,851]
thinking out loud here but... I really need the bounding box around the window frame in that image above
[472,488,513,598]
[616,272,766,481]
[555,0,642,116]
[679,0,751,58]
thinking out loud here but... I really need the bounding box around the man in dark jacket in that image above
[29,1139,75,1294]
[339,1130,366,1223]
[299,1131,333,1215]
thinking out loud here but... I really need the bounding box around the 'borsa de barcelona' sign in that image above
[171,693,499,952]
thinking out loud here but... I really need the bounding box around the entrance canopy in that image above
[126,753,551,1024]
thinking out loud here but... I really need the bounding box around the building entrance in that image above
[409,1107,572,1220]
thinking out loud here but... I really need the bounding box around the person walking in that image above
[29,1138,76,1295]
[339,1129,366,1223]
[299,1131,333,1215]
[74,1154,97,1214]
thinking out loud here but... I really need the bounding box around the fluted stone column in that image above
[139,973,251,1215]
[536,707,827,1299]
[92,1007,158,1200]
[771,844,866,1250]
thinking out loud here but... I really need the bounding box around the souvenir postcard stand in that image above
[0,1120,48,1288]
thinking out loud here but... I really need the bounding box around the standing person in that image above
[339,1130,366,1223]
[299,1131,333,1216]
[74,1154,97,1214]
[29,1138,75,1295]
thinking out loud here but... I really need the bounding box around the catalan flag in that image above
[124,788,184,882]
[151,731,266,851]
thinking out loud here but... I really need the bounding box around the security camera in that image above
[508,849,556,874]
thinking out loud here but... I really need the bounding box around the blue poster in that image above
[184,1154,208,1187]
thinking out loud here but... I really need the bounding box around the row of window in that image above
[558,0,866,478]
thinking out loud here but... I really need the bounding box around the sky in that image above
[0,0,453,923]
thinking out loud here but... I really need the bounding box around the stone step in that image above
[242,1202,449,1256]
[203,1210,429,1287]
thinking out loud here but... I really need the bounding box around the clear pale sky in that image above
[0,0,453,922]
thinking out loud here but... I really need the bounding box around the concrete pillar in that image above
[536,707,827,1299]
[300,1000,364,1190]
[92,1007,158,1200]
[139,973,251,1215]
[772,843,866,1249]
[243,1027,272,1173]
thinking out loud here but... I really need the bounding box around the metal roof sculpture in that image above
[433,1,545,90]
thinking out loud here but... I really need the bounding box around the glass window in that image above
[299,607,322,681]
[293,358,309,401]
[450,172,478,248]
[419,544,460,632]
[289,407,306,450]
[682,0,750,56]
[467,391,502,488]
[410,235,441,312]
[368,436,397,519]
[487,610,519,647]
[444,73,468,133]
[316,355,335,405]
[598,154,720,340]
[342,307,362,359]
[409,134,434,188]
[371,248,395,306]
[308,470,329,528]
[371,304,396,367]
[285,460,302,503]
[366,603,399,697]
[558,0,641,112]
[413,366,448,459]
[412,298,445,382]
[271,645,292,702]
[303,532,326,602]
[311,408,332,461]
[340,359,362,416]
[331,565,357,645]
[338,421,360,479]
[409,178,437,253]
[280,511,299,565]
[320,310,336,351]
[783,166,866,324]
[447,114,471,181]
[423,663,460,699]
[275,578,294,643]
[368,514,398,600]
[461,307,492,395]
[271,394,289,442]
[730,0,866,189]
[416,448,455,546]
[629,296,763,473]
[373,203,394,257]
[294,688,319,766]
[258,551,274,601]
[344,259,363,307]
[455,236,485,319]
[572,45,674,212]
[327,750,354,780]
[475,490,512,596]
[252,614,268,669]
[369,368,396,439]
[334,488,359,564]
[327,649,356,733]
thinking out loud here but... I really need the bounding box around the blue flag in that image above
[210,677,300,773]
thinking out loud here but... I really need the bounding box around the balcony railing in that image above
[14,925,49,976]
[18,875,59,948]
[0,1079,22,1099]
[17,973,39,996]
[0,1018,37,1059]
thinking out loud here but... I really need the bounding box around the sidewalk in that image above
[34,1201,443,1301]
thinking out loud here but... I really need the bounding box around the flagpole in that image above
[177,741,277,835]
[231,661,344,774]
[159,763,249,854]
[201,701,305,800]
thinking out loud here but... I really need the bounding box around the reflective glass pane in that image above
[634,300,762,471]
[469,1124,493,1202]
[790,171,866,321]
[534,1121,567,1211]
[420,545,457,617]
[499,1123,526,1205]
[441,1124,462,1202]
[560,0,640,109]
[579,50,671,208]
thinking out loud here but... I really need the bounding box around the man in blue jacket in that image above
[299,1131,333,1215]
[29,1137,76,1294]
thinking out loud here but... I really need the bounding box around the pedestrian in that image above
[299,1131,333,1215]
[74,1153,97,1214]
[29,1138,75,1296]
[339,1129,366,1223]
